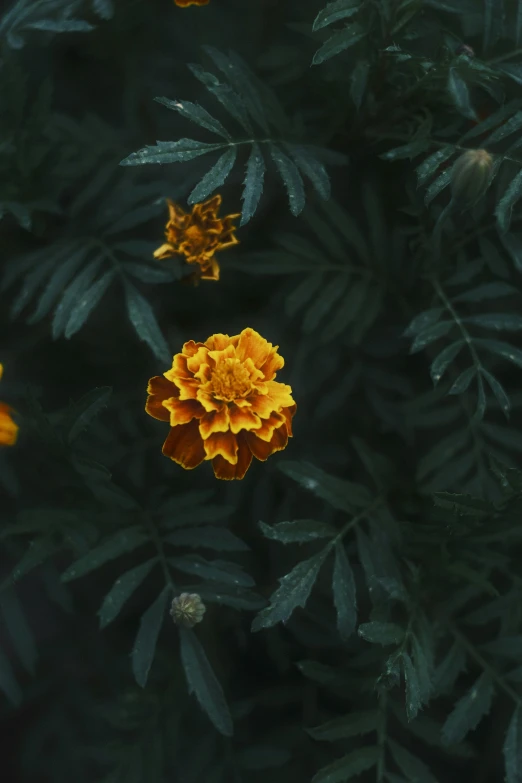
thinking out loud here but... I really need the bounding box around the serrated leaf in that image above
[279,460,372,513]
[188,147,237,204]
[358,621,404,645]
[251,549,329,631]
[475,338,522,368]
[442,672,494,744]
[270,145,305,216]
[465,313,522,331]
[154,96,231,140]
[194,584,266,611]
[124,281,170,362]
[389,740,438,783]
[307,710,379,741]
[64,269,115,339]
[131,586,170,687]
[430,341,464,384]
[448,68,477,120]
[402,652,421,721]
[240,143,265,225]
[311,746,379,783]
[27,244,90,324]
[287,145,332,200]
[313,0,361,31]
[380,139,429,161]
[179,626,233,736]
[61,527,148,582]
[68,386,112,443]
[169,555,254,587]
[485,110,522,146]
[453,282,519,303]
[425,165,454,206]
[98,559,158,629]
[504,705,522,783]
[416,147,455,187]
[496,170,522,233]
[259,519,336,543]
[409,321,453,353]
[312,25,366,66]
[404,308,444,337]
[188,64,254,134]
[52,256,104,338]
[448,367,476,395]
[120,139,225,166]
[332,542,357,642]
[164,526,249,551]
[481,369,510,416]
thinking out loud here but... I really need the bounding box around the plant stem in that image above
[145,512,174,590]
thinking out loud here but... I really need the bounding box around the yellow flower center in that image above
[184,224,208,253]
[210,358,252,402]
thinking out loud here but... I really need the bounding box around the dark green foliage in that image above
[3,0,522,782]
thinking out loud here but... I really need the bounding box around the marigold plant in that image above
[146,328,296,480]
[0,365,18,447]
[153,195,239,282]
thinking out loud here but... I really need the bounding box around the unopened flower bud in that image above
[451,149,494,208]
[170,593,206,628]
[456,44,475,58]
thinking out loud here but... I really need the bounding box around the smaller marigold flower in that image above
[170,593,206,627]
[145,328,296,480]
[175,0,209,6]
[451,149,494,208]
[0,365,18,447]
[154,195,239,282]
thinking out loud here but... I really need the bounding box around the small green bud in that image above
[450,149,494,208]
[170,593,206,628]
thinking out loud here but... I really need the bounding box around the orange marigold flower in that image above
[145,328,296,480]
[153,195,239,282]
[175,0,209,6]
[0,364,18,447]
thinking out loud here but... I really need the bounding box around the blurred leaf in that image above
[270,144,305,216]
[389,740,438,783]
[332,542,357,642]
[61,527,148,582]
[447,69,477,120]
[279,461,372,513]
[504,705,522,783]
[68,387,112,443]
[312,24,366,66]
[313,0,361,31]
[358,621,404,645]
[307,710,379,741]
[311,746,379,782]
[169,556,254,587]
[124,281,170,362]
[241,143,266,225]
[496,170,522,233]
[188,147,237,204]
[164,527,249,551]
[154,96,231,139]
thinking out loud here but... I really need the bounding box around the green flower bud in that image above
[450,149,494,208]
[170,593,206,628]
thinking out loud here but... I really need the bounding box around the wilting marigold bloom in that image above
[153,195,239,282]
[146,328,296,480]
[175,0,209,6]
[0,365,18,447]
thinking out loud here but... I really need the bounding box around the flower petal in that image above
[203,430,238,464]
[200,257,220,281]
[187,345,211,374]
[254,411,286,442]
[282,404,297,437]
[146,376,178,422]
[196,386,222,412]
[164,397,204,426]
[204,333,232,351]
[212,435,252,480]
[266,380,295,410]
[229,404,261,434]
[259,348,284,381]
[246,421,288,461]
[162,420,206,469]
[199,405,230,439]
[182,340,203,358]
[236,327,273,369]
[0,404,18,446]
[153,243,176,260]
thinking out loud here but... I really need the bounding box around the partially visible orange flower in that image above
[153,195,239,282]
[146,328,296,480]
[0,365,18,447]
[175,0,209,6]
